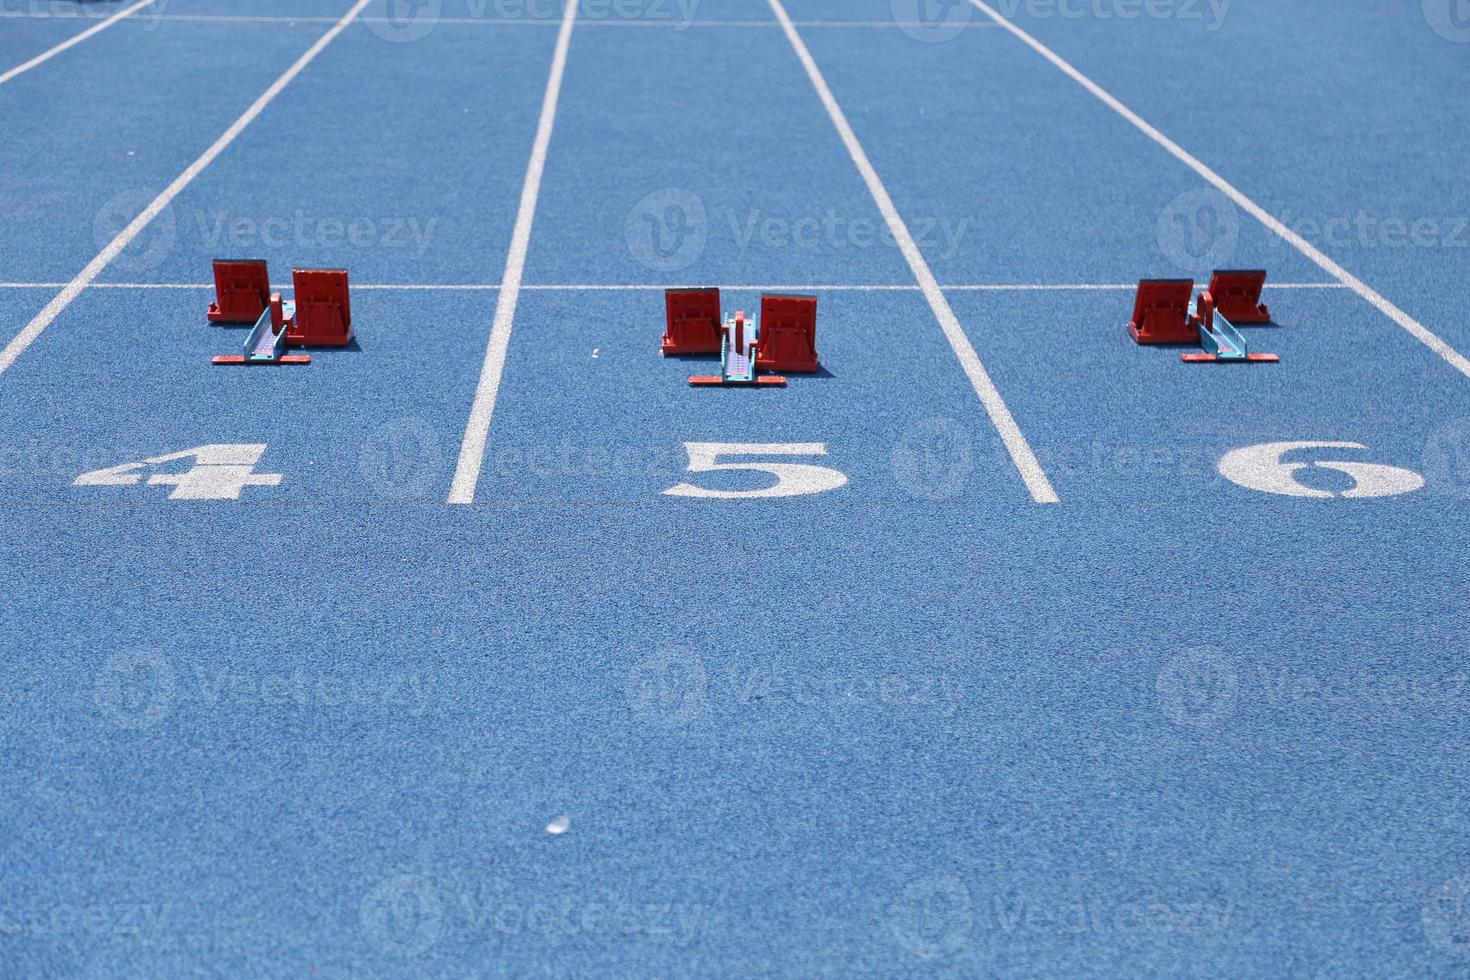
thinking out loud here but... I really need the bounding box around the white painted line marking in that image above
[769,0,1058,505]
[0,0,374,379]
[0,0,158,88]
[448,0,578,506]
[0,280,1351,292]
[0,11,998,30]
[524,283,915,291]
[520,282,1349,293]
[943,282,1350,292]
[353,284,501,291]
[968,0,1470,382]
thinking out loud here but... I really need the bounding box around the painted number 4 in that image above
[664,443,848,499]
[74,444,283,500]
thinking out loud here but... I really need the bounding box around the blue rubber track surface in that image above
[1,1,1469,976]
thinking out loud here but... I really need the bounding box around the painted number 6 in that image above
[663,443,848,499]
[1218,441,1425,499]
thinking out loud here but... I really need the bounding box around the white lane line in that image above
[355,284,500,291]
[944,282,1349,291]
[0,280,1351,291]
[0,11,998,29]
[524,282,1349,292]
[448,0,578,506]
[968,0,1470,382]
[769,0,1058,505]
[523,283,916,291]
[0,0,374,378]
[0,0,158,88]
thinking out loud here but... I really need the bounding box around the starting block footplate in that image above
[688,375,786,387]
[212,354,312,366]
[1180,352,1279,363]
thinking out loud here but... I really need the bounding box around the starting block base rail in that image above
[686,310,790,387]
[1193,293,1278,364]
[213,298,310,366]
[1181,352,1279,363]
[688,375,787,386]
[212,354,312,366]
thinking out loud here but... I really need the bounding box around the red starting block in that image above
[286,268,352,348]
[754,293,819,373]
[207,259,271,324]
[662,288,723,355]
[1127,279,1198,345]
[1207,269,1271,324]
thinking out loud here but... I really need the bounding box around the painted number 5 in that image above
[663,443,848,499]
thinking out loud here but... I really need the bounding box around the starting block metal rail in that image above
[1182,292,1278,363]
[688,311,787,387]
[212,295,311,366]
